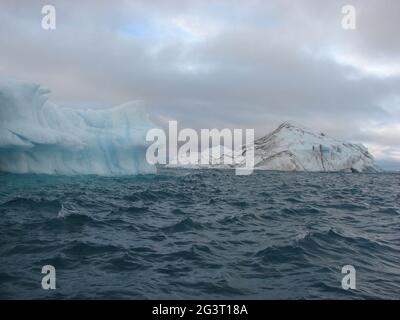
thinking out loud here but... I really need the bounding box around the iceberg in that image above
[0,79,156,175]
[168,121,381,172]
[249,121,381,172]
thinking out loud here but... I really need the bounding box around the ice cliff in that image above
[0,79,156,175]
[169,122,381,173]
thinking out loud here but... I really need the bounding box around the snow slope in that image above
[249,121,380,172]
[0,79,156,175]
[169,121,381,172]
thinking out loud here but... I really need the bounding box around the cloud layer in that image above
[1,0,399,168]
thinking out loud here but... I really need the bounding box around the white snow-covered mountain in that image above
[169,121,381,173]
[248,121,380,172]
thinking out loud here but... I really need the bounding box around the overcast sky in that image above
[1,0,399,169]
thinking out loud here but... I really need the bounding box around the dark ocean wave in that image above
[1,197,62,213]
[0,169,399,299]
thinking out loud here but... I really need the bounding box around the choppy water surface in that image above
[0,169,399,299]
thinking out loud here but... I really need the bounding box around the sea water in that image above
[0,169,399,299]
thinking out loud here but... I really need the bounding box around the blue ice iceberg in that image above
[0,79,156,175]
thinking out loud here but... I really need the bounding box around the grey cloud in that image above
[0,0,399,168]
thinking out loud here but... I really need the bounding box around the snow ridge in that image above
[250,121,380,172]
[169,121,381,173]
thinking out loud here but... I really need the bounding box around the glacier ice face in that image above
[0,79,156,175]
[168,121,381,173]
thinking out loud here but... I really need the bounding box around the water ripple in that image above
[0,169,399,299]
